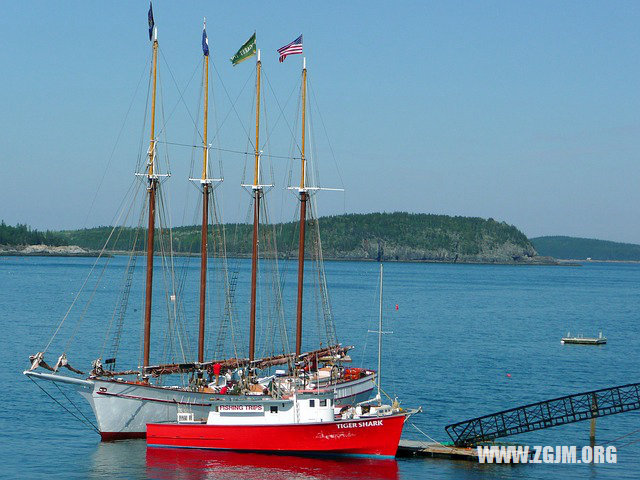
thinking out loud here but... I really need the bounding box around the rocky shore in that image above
[0,244,103,257]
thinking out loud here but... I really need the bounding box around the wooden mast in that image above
[143,26,159,369]
[249,50,262,362]
[198,19,210,363]
[295,58,308,357]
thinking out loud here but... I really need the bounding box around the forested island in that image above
[50,213,554,264]
[532,236,640,261]
[2,214,562,263]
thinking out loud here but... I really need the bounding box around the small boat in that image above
[147,264,419,457]
[561,331,607,345]
[147,390,417,457]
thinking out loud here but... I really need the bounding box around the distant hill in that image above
[59,212,552,264]
[531,236,640,261]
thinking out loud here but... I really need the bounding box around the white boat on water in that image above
[24,5,375,439]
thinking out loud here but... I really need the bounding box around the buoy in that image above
[395,304,399,310]
[506,373,511,378]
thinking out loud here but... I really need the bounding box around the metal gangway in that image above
[446,382,640,446]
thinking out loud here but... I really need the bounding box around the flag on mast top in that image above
[148,2,155,41]
[202,19,209,56]
[230,32,257,66]
[277,34,303,63]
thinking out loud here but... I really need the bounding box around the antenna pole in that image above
[295,57,308,357]
[377,263,383,400]
[143,28,159,369]
[249,49,262,362]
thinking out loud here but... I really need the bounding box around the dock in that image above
[397,440,479,461]
[561,332,606,345]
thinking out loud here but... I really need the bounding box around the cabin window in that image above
[320,399,327,407]
[270,406,278,413]
[309,400,315,407]
[329,399,333,407]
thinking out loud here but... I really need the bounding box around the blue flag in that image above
[148,2,154,41]
[202,23,209,56]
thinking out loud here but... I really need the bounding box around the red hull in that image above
[147,414,408,457]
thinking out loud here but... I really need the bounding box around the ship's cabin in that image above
[190,390,336,426]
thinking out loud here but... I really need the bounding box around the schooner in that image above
[24,6,374,439]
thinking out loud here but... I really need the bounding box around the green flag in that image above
[230,33,257,66]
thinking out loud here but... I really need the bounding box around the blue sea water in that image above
[1,256,639,479]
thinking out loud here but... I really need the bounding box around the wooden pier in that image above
[397,440,479,461]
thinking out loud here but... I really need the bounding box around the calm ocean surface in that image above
[1,256,639,479]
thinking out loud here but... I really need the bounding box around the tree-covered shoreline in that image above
[0,221,68,247]
[51,212,546,264]
[532,236,640,261]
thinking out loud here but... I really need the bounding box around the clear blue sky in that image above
[1,1,638,242]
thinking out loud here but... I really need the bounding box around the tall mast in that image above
[198,19,210,363]
[249,49,262,362]
[295,57,308,357]
[143,25,159,369]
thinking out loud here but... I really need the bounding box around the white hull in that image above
[26,371,375,439]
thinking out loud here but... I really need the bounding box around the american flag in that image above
[277,35,303,63]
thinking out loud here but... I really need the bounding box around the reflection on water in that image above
[90,440,148,479]
[146,446,399,480]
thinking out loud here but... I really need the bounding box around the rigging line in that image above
[137,191,151,371]
[212,61,256,152]
[52,381,99,432]
[136,50,154,174]
[409,422,453,450]
[618,436,640,448]
[359,267,378,369]
[158,69,173,175]
[603,426,640,446]
[155,188,172,364]
[65,180,143,353]
[43,177,140,355]
[166,204,187,364]
[157,186,186,364]
[106,226,142,363]
[308,102,323,189]
[157,140,299,160]
[307,79,346,190]
[217,200,242,362]
[102,186,146,362]
[99,198,145,359]
[185,61,203,189]
[81,58,149,229]
[64,245,113,352]
[156,48,203,142]
[164,193,191,365]
[210,65,225,183]
[27,376,100,434]
[309,197,338,346]
[260,68,302,156]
